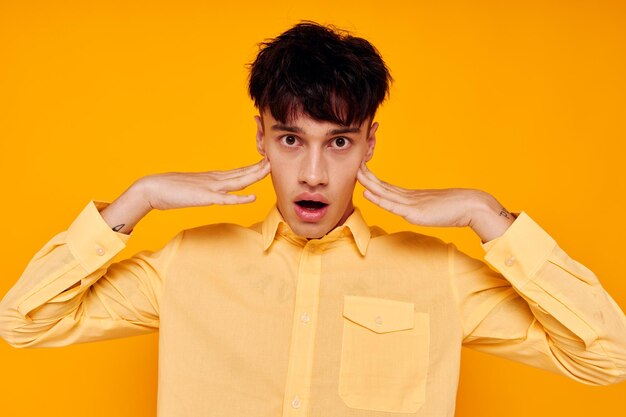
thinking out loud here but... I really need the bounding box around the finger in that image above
[359,164,426,200]
[363,190,413,219]
[211,159,269,180]
[357,164,383,187]
[223,159,271,182]
[211,192,257,205]
[211,160,267,180]
[359,163,395,191]
[220,194,256,205]
[358,164,408,195]
[221,161,271,192]
[357,168,392,197]
[357,168,413,205]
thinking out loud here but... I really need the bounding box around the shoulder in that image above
[177,222,261,248]
[370,226,451,258]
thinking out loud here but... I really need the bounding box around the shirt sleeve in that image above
[0,200,183,348]
[449,211,626,386]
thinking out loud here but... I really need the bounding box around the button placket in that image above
[291,396,302,409]
[281,244,322,417]
[300,312,310,324]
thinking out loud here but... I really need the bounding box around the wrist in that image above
[100,182,153,234]
[468,192,515,242]
[129,178,155,212]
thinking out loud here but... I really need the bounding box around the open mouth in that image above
[293,194,330,222]
[295,200,329,210]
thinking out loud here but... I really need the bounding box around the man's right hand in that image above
[138,159,271,210]
[99,159,271,234]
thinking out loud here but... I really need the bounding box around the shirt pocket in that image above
[338,295,430,414]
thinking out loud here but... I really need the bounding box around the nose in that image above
[298,148,328,187]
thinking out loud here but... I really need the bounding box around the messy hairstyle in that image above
[248,21,392,127]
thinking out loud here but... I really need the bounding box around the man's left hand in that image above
[357,164,516,242]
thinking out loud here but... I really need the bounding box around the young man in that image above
[1,21,625,417]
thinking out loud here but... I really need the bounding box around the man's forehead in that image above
[261,109,370,133]
[270,122,363,136]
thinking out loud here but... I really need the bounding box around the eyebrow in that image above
[271,124,361,135]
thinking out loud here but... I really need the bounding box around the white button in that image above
[374,316,383,326]
[300,312,310,324]
[505,256,516,267]
[291,396,301,409]
[96,246,105,256]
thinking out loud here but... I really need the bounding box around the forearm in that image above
[99,181,152,234]
[479,214,626,384]
[0,201,132,347]
[357,166,516,241]
[98,159,271,233]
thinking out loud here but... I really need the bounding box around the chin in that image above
[291,221,332,240]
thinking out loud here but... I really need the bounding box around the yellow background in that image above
[1,0,625,415]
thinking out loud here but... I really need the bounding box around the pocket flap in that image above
[343,295,415,333]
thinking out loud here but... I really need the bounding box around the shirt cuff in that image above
[482,211,556,288]
[67,200,131,275]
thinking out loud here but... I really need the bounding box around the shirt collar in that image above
[261,205,371,256]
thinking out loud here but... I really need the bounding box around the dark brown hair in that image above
[248,21,392,127]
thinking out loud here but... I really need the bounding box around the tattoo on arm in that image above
[498,209,510,219]
[112,224,125,232]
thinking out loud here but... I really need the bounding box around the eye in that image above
[329,137,351,149]
[280,135,299,147]
[280,135,298,147]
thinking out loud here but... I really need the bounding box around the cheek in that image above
[269,161,293,197]
[269,154,290,177]
[331,164,359,197]
[333,156,361,180]
[266,145,292,167]
[264,144,274,162]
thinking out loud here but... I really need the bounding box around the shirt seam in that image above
[529,265,622,381]
[161,230,185,281]
[446,243,466,340]
[15,259,82,319]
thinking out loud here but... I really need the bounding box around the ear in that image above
[254,115,265,157]
[364,121,378,162]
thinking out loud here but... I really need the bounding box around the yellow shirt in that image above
[1,200,625,417]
